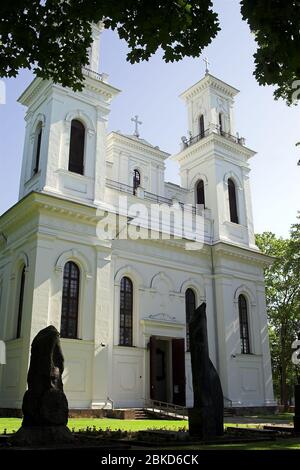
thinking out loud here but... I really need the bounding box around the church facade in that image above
[0,26,275,411]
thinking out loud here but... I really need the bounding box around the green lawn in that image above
[243,413,293,422]
[0,417,299,450]
[0,418,188,434]
[0,417,292,435]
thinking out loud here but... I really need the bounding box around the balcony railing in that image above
[106,178,203,215]
[182,125,246,149]
[82,67,108,82]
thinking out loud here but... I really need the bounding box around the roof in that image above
[180,73,240,101]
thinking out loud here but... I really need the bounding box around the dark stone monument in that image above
[188,302,224,438]
[13,325,74,445]
[294,383,300,433]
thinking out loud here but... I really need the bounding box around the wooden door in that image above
[172,338,186,406]
[149,336,157,400]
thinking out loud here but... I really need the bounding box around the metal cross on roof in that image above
[131,115,142,138]
[203,57,210,75]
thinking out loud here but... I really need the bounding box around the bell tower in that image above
[18,22,120,206]
[173,73,257,249]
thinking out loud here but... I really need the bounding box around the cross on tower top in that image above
[203,57,210,75]
[131,115,142,138]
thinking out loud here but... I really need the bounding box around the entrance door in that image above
[172,338,186,406]
[150,336,186,406]
[150,337,169,402]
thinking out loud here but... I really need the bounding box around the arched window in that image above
[16,266,26,338]
[68,119,85,175]
[219,113,224,135]
[238,294,250,354]
[199,114,205,138]
[196,179,205,207]
[228,178,239,224]
[185,288,196,351]
[60,261,80,339]
[119,276,133,346]
[33,123,42,174]
[133,169,141,195]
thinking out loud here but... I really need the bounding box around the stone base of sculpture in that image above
[12,425,74,446]
[188,407,223,438]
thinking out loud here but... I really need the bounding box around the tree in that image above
[0,1,299,103]
[241,0,300,105]
[0,1,219,91]
[256,221,300,408]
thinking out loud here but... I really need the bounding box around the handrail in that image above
[223,396,233,408]
[82,67,108,82]
[105,178,207,216]
[106,396,114,410]
[146,399,188,419]
[183,125,246,149]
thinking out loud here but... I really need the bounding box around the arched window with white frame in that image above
[228,178,239,224]
[33,122,43,175]
[119,276,133,346]
[195,179,205,207]
[60,261,80,339]
[185,288,196,351]
[68,119,85,175]
[238,294,250,354]
[133,169,141,195]
[199,114,205,138]
[219,112,224,135]
[16,265,26,338]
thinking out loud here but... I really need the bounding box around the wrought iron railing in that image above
[182,125,245,149]
[223,396,233,408]
[105,178,205,216]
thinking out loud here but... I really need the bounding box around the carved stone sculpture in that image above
[188,302,224,438]
[13,326,74,445]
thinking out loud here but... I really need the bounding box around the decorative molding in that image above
[150,271,175,291]
[55,249,92,279]
[65,109,96,134]
[234,284,257,307]
[147,312,176,322]
[223,171,243,190]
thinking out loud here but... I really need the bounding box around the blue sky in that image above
[0,0,299,237]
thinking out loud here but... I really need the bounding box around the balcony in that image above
[105,178,208,216]
[82,67,109,83]
[181,125,246,149]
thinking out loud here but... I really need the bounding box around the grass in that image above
[0,415,293,435]
[1,415,297,450]
[0,418,188,435]
[243,413,293,422]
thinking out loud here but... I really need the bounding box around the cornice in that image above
[172,132,256,165]
[107,132,170,160]
[18,75,120,108]
[180,73,239,102]
[212,241,274,266]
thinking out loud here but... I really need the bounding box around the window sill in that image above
[234,353,262,359]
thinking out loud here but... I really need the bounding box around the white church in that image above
[0,24,275,413]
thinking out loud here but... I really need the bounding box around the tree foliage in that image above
[256,218,300,406]
[0,1,299,102]
[0,1,219,91]
[241,0,300,104]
